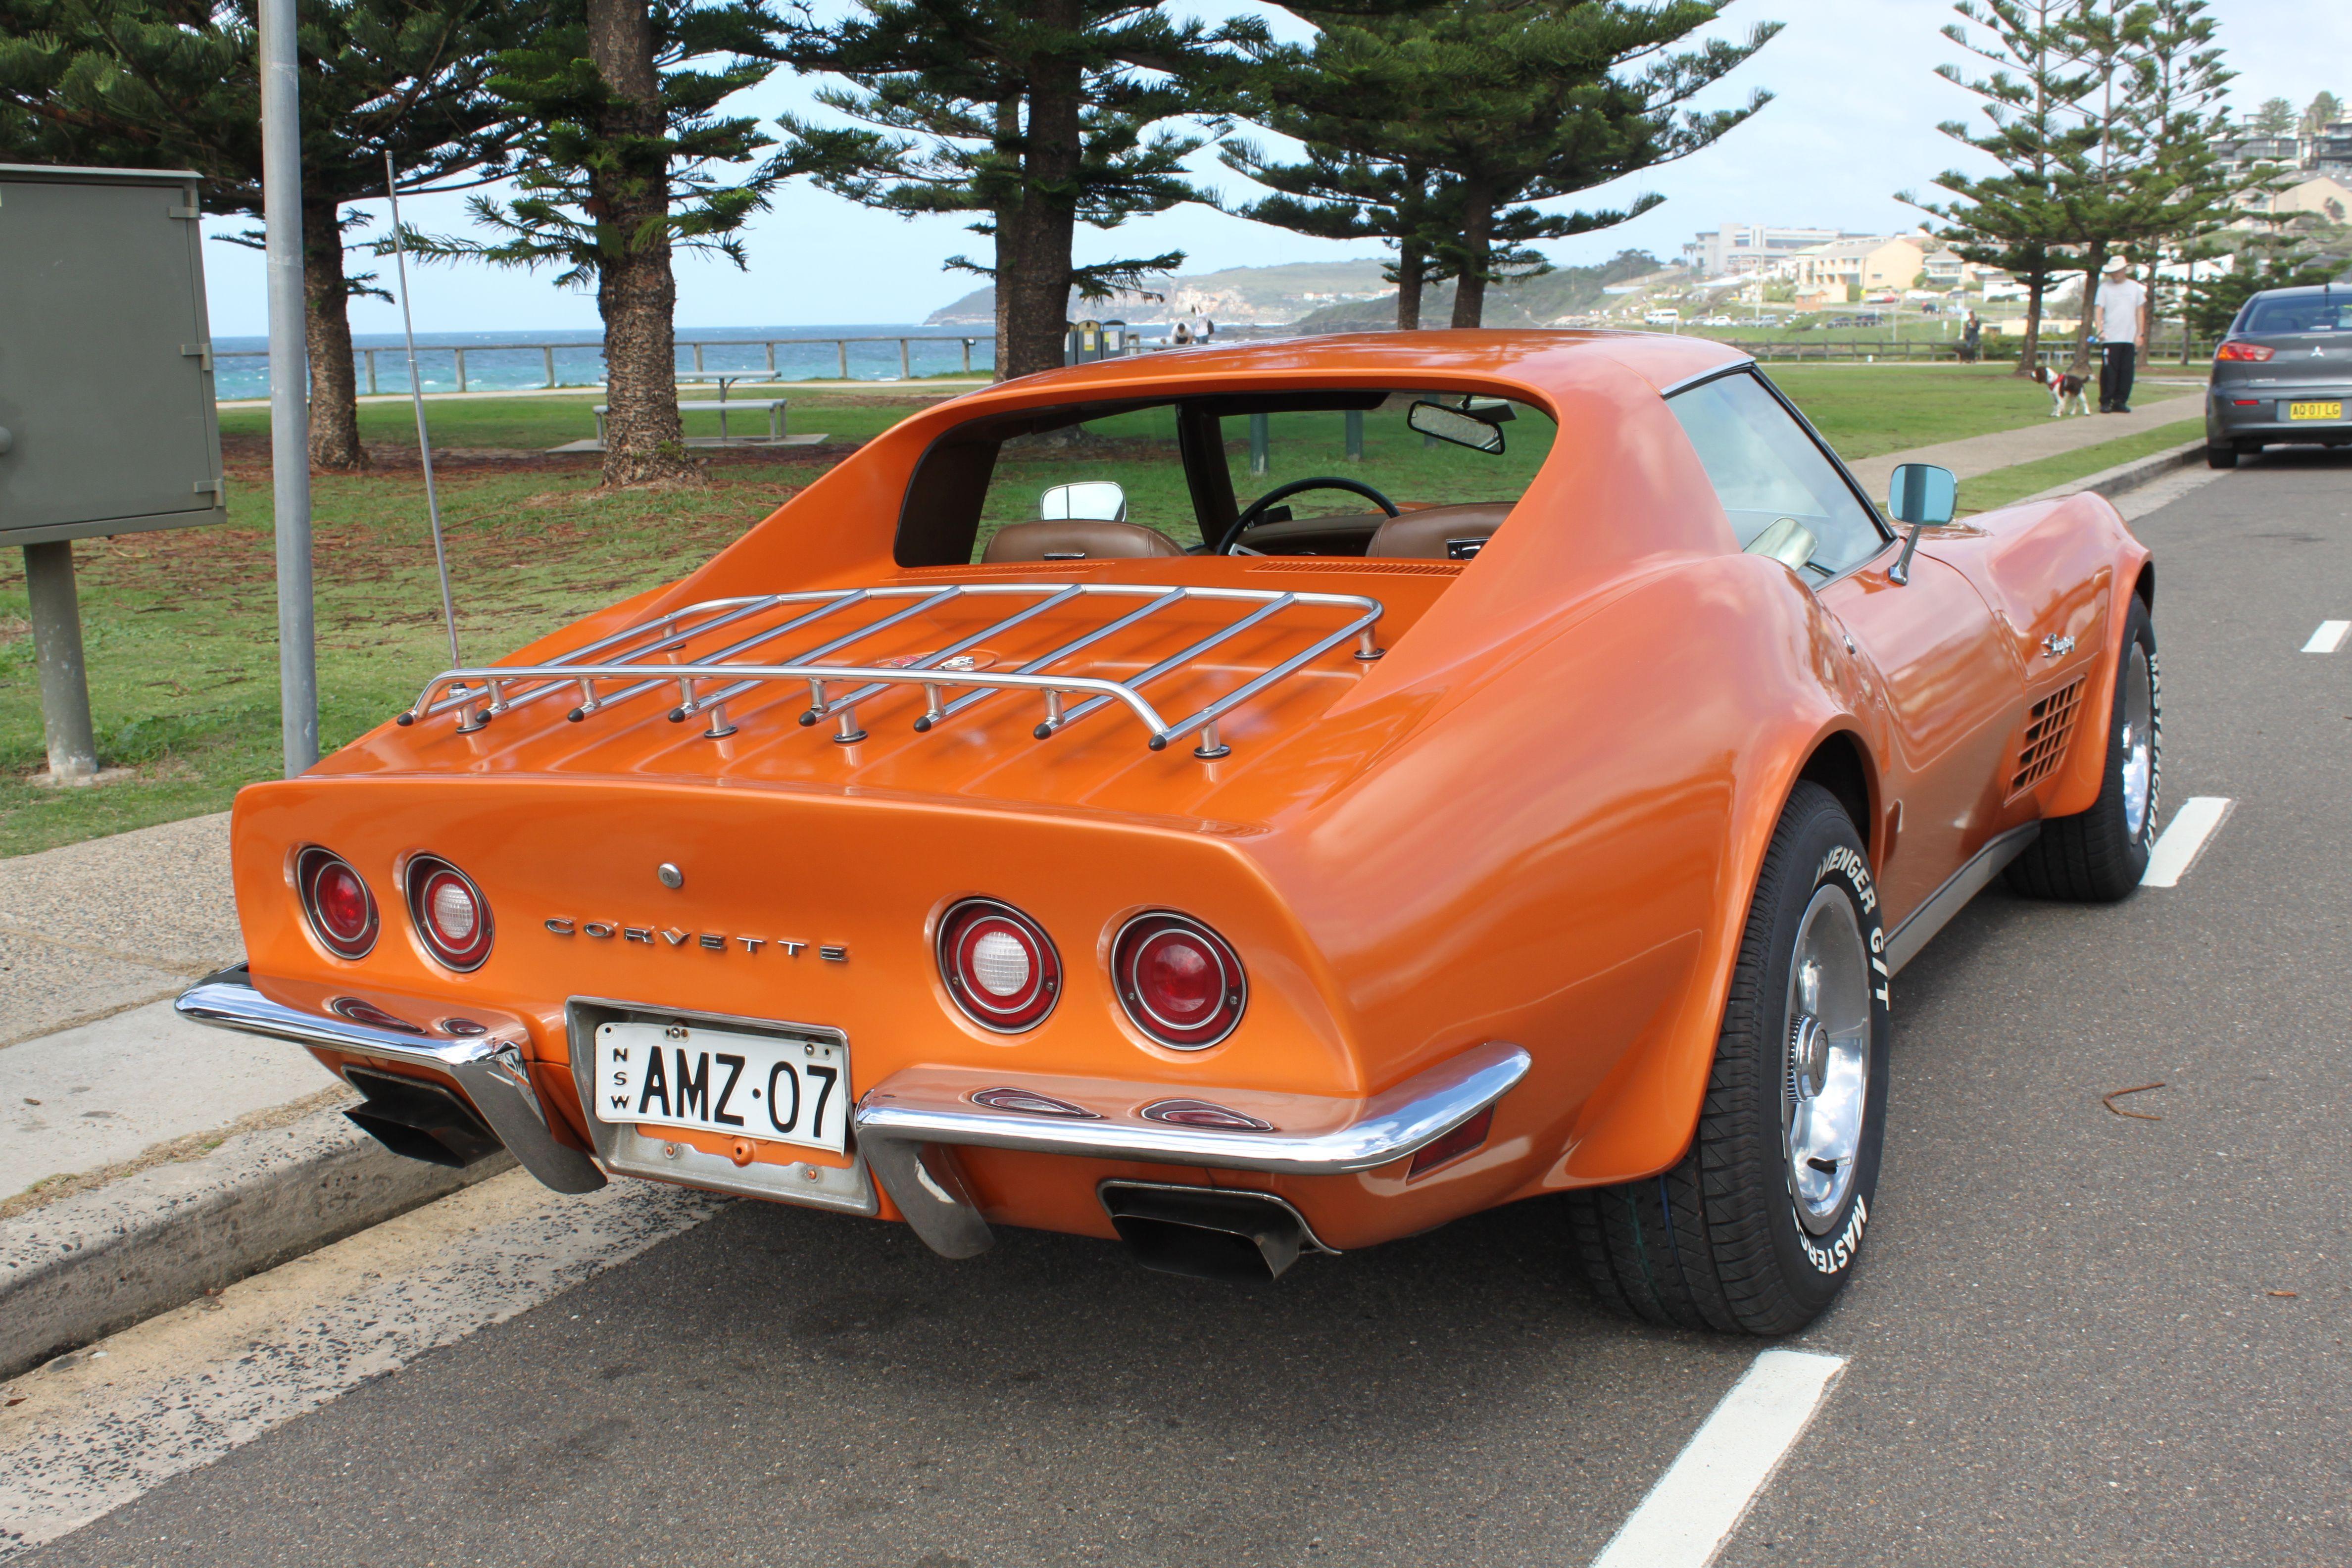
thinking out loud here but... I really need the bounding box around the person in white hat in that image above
[2094,256,2148,413]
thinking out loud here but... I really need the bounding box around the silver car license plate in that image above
[592,1021,848,1154]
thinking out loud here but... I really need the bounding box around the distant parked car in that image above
[2206,284,2352,468]
[1644,307,1682,325]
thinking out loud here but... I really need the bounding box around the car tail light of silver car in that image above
[1113,913,1246,1049]
[938,898,1061,1032]
[2213,342,2275,362]
[296,846,378,960]
[405,855,493,971]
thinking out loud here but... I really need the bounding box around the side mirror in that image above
[1039,481,1127,523]
[1407,399,1507,454]
[1886,463,1957,526]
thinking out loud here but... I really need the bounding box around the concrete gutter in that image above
[0,1107,509,1379]
[2022,437,2207,505]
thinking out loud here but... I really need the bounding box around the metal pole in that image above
[1248,412,1270,476]
[386,152,461,668]
[837,341,848,380]
[22,542,99,784]
[544,344,556,387]
[1344,408,1363,462]
[899,339,911,379]
[260,0,315,774]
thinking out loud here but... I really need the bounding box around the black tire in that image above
[1567,783,1890,1336]
[2205,443,2237,469]
[2005,595,2159,902]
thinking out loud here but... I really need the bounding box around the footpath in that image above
[0,396,2221,1378]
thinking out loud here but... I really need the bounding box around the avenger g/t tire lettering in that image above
[1567,782,1891,1336]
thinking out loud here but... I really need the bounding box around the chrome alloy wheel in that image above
[2118,643,2156,842]
[1781,886,1873,1235]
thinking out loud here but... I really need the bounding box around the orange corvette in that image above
[181,332,2157,1334]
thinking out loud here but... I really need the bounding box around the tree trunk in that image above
[1449,179,1492,329]
[2016,270,2045,378]
[1394,243,1424,331]
[587,0,697,487]
[997,12,1084,381]
[301,199,368,472]
[2067,243,2107,380]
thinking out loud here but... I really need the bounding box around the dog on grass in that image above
[2034,363,2092,418]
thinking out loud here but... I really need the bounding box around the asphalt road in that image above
[18,449,2352,1568]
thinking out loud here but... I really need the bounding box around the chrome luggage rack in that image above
[397,582,1386,760]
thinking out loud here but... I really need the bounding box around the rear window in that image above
[2241,294,2352,335]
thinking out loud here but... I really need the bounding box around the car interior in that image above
[893,390,1555,568]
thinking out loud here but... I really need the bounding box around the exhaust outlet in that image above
[342,1065,506,1169]
[1100,1183,1313,1283]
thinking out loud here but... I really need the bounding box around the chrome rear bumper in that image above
[852,1041,1531,1259]
[175,967,607,1194]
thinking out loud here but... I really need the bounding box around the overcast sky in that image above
[200,0,2345,340]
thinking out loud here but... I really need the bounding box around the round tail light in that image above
[1113,912,1246,1049]
[296,847,378,959]
[405,855,493,971]
[938,898,1060,1032]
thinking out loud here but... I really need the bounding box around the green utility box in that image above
[0,163,227,547]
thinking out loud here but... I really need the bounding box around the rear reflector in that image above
[1408,1107,1495,1179]
[938,899,1061,1032]
[296,847,378,960]
[405,855,493,971]
[1113,912,1246,1049]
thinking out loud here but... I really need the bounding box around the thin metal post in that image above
[453,346,467,392]
[837,341,848,379]
[1344,408,1363,462]
[366,348,378,395]
[544,345,556,387]
[22,542,99,783]
[1249,411,1269,476]
[962,338,973,374]
[765,341,776,376]
[899,339,911,379]
[260,0,315,774]
[693,342,705,372]
[386,152,462,669]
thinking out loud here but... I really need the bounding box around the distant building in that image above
[1771,235,1930,296]
[2234,173,2352,230]
[2216,121,2352,183]
[1682,224,1872,279]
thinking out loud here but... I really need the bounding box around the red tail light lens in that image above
[1113,913,1246,1049]
[296,847,378,959]
[2214,341,2274,362]
[939,899,1060,1032]
[405,855,493,971]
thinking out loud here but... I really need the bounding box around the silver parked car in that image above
[2206,284,2352,468]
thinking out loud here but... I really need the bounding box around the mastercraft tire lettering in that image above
[1568,781,1892,1334]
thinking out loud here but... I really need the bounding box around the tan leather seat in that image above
[1365,502,1515,559]
[982,519,1187,563]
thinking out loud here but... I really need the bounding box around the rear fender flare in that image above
[1546,713,1879,1188]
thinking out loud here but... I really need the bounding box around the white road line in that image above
[0,1171,722,1559]
[1588,1349,1847,1568]
[2303,620,2351,654]
[2141,796,2235,888]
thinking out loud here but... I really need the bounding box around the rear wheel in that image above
[2205,443,2238,469]
[1567,783,1889,1336]
[2006,596,2158,902]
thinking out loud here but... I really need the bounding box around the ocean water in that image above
[210,324,1024,401]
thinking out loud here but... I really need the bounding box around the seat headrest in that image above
[981,519,1187,563]
[1365,502,1515,560]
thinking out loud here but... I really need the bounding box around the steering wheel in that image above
[1215,476,1400,555]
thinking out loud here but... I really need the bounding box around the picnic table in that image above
[593,374,788,445]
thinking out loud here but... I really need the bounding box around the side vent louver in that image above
[2009,677,2087,797]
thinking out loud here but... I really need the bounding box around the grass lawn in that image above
[1957,426,2204,515]
[0,365,2120,858]
[215,386,952,454]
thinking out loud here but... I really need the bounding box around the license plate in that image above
[2287,400,2343,421]
[592,1021,848,1154]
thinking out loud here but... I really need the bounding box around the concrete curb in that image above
[2023,437,2207,505]
[0,1108,511,1379]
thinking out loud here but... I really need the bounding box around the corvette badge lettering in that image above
[543,916,844,960]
